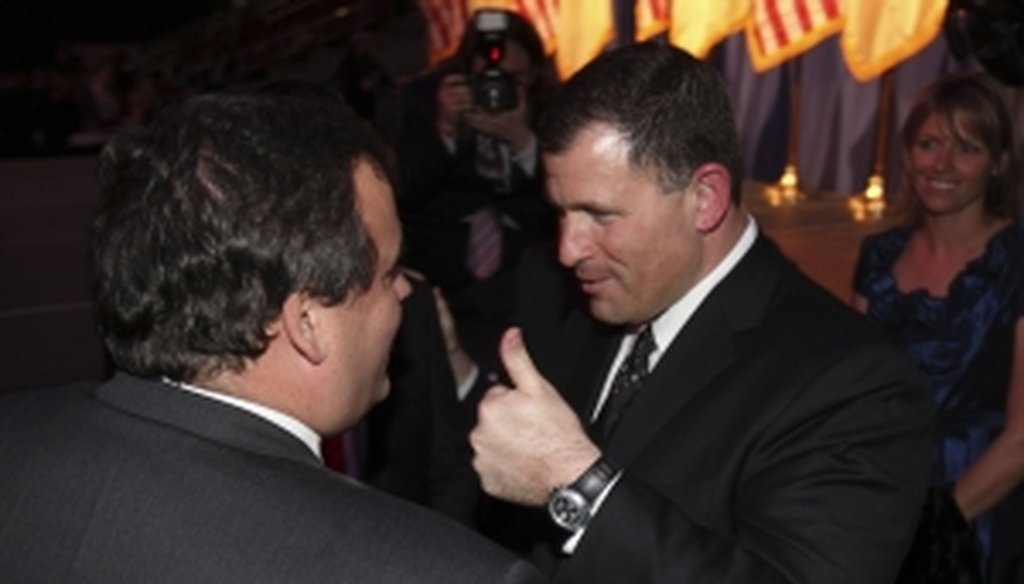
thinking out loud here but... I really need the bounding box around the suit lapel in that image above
[96,373,322,468]
[552,309,621,421]
[601,235,787,467]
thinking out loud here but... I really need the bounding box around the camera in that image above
[472,10,519,113]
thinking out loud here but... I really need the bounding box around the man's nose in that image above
[558,214,590,268]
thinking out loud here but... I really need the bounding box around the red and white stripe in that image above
[752,0,840,57]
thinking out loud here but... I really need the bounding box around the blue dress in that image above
[853,222,1024,581]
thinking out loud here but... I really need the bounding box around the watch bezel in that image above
[548,486,592,531]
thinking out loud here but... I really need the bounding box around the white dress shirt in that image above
[164,378,322,461]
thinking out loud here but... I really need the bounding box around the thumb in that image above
[499,327,545,394]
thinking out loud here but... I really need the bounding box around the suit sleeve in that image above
[557,345,933,584]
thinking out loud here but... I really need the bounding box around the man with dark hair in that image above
[0,93,545,583]
[471,42,932,583]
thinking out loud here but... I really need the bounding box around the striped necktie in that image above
[467,207,503,280]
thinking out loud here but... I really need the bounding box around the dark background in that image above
[1,0,228,69]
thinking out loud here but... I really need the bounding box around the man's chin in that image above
[588,297,627,325]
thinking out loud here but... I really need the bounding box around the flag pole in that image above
[779,58,801,203]
[767,58,802,206]
[866,68,894,217]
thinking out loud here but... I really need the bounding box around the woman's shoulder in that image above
[952,221,1024,314]
[853,225,909,298]
[859,225,910,265]
[988,221,1024,251]
[973,221,1024,274]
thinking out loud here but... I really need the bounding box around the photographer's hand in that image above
[464,85,533,152]
[436,73,472,138]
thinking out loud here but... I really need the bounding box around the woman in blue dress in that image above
[852,72,1024,583]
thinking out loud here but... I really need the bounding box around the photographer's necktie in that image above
[594,326,656,442]
[467,207,502,280]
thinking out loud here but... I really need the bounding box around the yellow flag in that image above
[671,0,751,59]
[636,0,670,42]
[468,0,515,9]
[841,0,949,81]
[517,0,559,55]
[555,0,615,79]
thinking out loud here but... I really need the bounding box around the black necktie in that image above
[594,326,656,442]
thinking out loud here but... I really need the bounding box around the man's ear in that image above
[276,293,328,365]
[689,162,733,233]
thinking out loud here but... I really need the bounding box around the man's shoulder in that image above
[754,263,896,367]
[0,381,99,427]
[280,475,545,581]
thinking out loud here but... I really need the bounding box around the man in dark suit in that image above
[0,93,545,583]
[470,43,933,583]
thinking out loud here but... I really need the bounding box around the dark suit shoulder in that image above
[763,257,900,360]
[279,471,546,583]
[0,382,545,584]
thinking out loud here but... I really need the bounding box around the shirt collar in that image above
[163,377,323,461]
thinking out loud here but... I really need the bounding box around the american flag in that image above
[747,0,841,71]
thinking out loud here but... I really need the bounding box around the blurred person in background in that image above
[394,8,559,379]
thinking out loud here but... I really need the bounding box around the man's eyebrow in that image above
[564,201,617,215]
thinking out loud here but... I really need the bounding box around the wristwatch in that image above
[547,458,617,531]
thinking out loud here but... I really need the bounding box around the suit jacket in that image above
[364,277,480,526]
[0,374,546,584]
[394,72,555,297]
[514,235,933,584]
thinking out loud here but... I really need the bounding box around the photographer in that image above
[396,9,558,378]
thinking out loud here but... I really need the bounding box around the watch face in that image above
[548,488,591,531]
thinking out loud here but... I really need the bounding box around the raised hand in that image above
[436,73,472,138]
[463,85,534,152]
[470,327,600,505]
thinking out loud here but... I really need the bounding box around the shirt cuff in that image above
[440,133,457,154]
[513,134,538,177]
[455,364,480,402]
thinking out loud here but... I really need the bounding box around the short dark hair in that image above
[91,93,395,382]
[900,71,1021,221]
[539,42,743,203]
